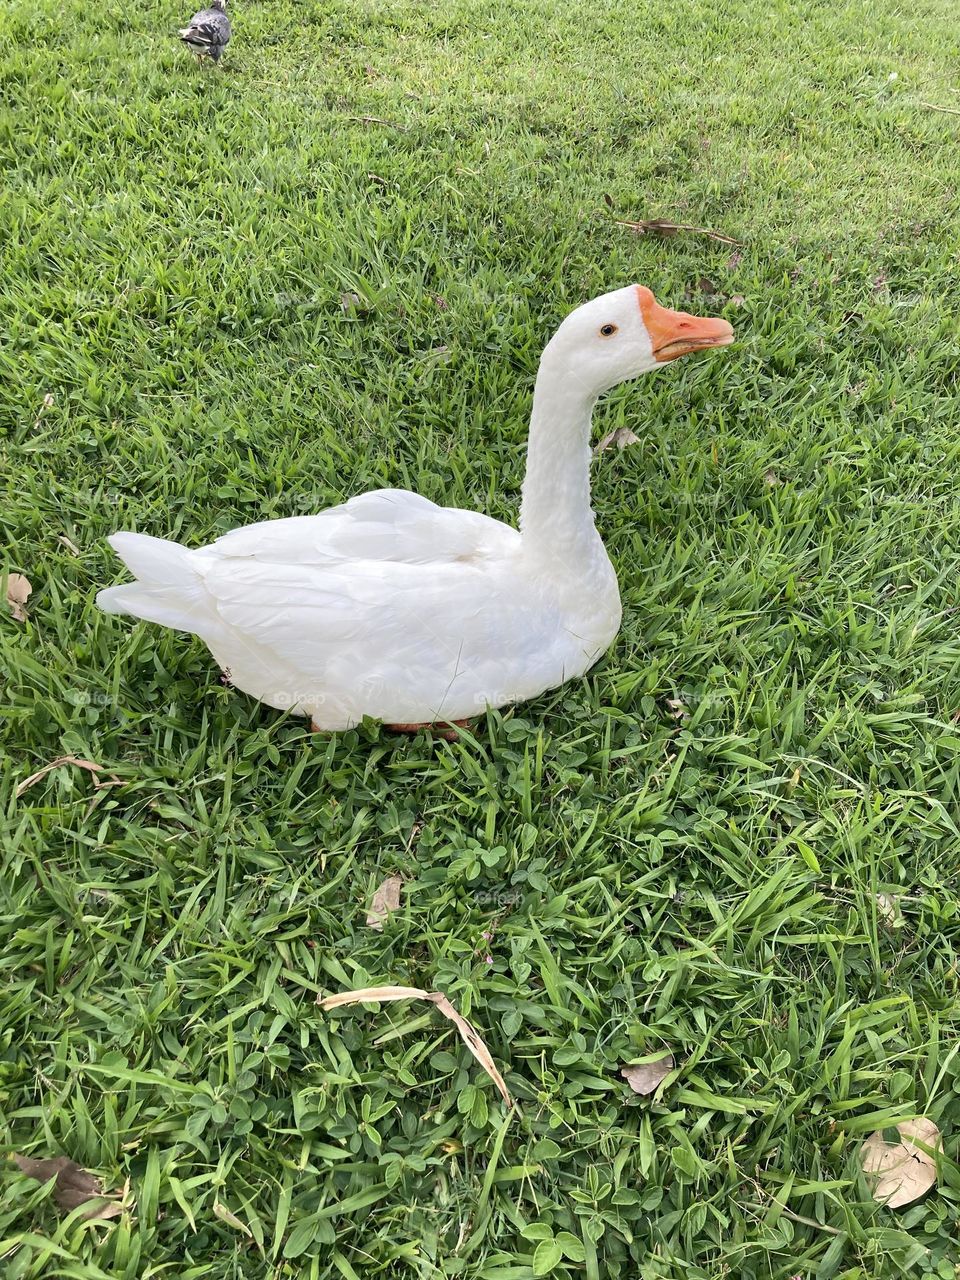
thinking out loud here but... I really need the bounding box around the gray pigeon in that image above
[178,0,230,63]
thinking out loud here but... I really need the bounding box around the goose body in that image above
[98,286,733,730]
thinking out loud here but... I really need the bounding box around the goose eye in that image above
[599,323,618,337]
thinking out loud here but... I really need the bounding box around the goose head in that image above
[543,284,734,397]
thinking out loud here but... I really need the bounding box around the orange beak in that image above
[637,285,734,362]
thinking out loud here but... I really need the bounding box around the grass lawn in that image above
[4,0,960,1274]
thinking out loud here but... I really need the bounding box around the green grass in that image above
[3,0,960,1274]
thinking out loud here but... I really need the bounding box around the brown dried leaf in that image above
[58,534,81,556]
[366,875,403,931]
[861,1117,942,1207]
[614,217,741,246]
[665,698,688,722]
[340,291,363,315]
[876,893,902,926]
[213,1200,253,1237]
[319,984,429,1009]
[13,1155,124,1220]
[764,469,780,487]
[429,992,512,1106]
[318,985,513,1106]
[6,573,31,621]
[595,427,641,455]
[620,1054,674,1096]
[16,755,121,800]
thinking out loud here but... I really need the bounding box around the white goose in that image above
[98,285,733,732]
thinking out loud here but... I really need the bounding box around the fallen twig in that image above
[744,1202,843,1237]
[615,217,741,246]
[920,101,960,117]
[347,115,408,132]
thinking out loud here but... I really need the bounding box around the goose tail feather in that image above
[97,533,213,635]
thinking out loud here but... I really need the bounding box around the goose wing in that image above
[209,488,519,566]
[195,490,556,718]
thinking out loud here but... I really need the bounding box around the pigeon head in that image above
[209,0,227,9]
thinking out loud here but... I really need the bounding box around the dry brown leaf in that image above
[665,698,688,722]
[6,573,31,621]
[321,984,427,1009]
[764,469,781,487]
[876,893,902,927]
[58,534,81,556]
[620,1054,674,1096]
[318,984,512,1106]
[366,875,403,931]
[860,1117,942,1207]
[595,427,640,455]
[213,1200,253,1236]
[16,755,121,800]
[429,992,511,1106]
[14,1155,124,1220]
[614,217,741,246]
